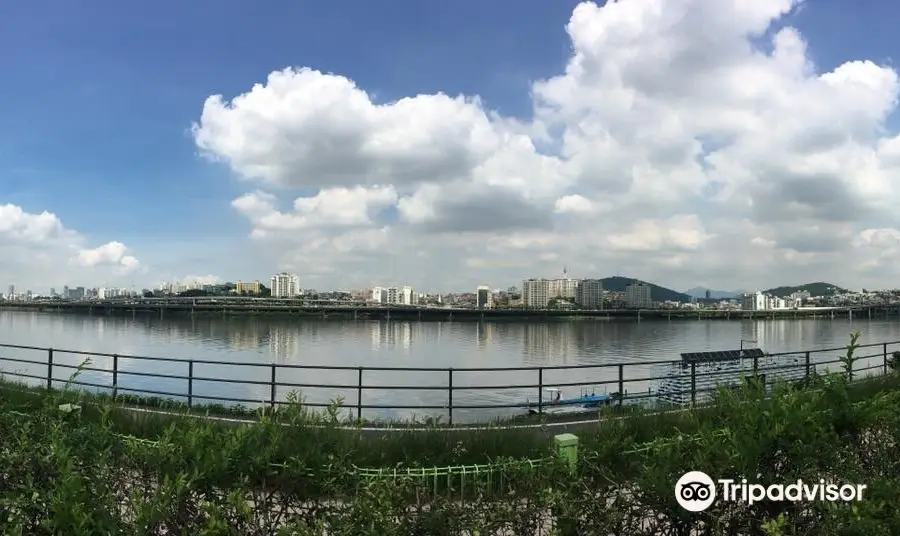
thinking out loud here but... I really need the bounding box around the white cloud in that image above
[73,241,140,273]
[0,204,143,291]
[191,0,900,292]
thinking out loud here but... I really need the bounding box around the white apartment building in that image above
[523,277,600,308]
[576,279,604,309]
[377,286,416,305]
[741,291,768,311]
[741,291,790,311]
[625,282,653,309]
[371,286,386,303]
[549,278,579,300]
[98,287,123,299]
[522,279,552,308]
[270,272,300,298]
[476,285,494,309]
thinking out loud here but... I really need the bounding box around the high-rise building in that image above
[576,279,604,309]
[380,286,415,305]
[7,285,13,299]
[522,279,552,308]
[234,280,261,295]
[270,273,300,298]
[476,285,493,309]
[522,277,585,308]
[68,286,85,300]
[625,283,653,309]
[371,286,386,303]
[741,291,789,310]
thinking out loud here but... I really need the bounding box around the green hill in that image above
[599,276,692,302]
[763,282,849,298]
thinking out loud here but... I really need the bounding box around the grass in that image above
[3,358,900,471]
[4,367,900,533]
[5,338,900,534]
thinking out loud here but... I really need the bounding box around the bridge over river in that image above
[1,297,898,322]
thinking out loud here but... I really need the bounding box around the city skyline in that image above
[3,271,888,302]
[4,1,900,292]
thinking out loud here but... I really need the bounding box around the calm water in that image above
[0,311,897,422]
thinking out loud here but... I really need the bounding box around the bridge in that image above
[0,297,898,321]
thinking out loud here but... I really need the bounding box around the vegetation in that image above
[2,333,900,533]
[599,276,692,302]
[764,281,849,298]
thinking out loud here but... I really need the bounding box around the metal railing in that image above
[0,340,896,424]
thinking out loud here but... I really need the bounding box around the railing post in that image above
[112,354,118,400]
[448,368,454,425]
[187,360,194,408]
[884,343,888,375]
[357,367,363,420]
[270,364,277,409]
[537,367,543,416]
[47,348,53,391]
[617,364,624,406]
[690,361,696,405]
[804,351,811,379]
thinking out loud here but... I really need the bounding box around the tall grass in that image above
[0,370,899,533]
[2,333,900,534]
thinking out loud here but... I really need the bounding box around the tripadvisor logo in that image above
[675,471,867,512]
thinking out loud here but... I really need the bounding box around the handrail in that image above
[0,339,895,424]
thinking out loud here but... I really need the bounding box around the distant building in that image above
[234,280,261,295]
[380,286,416,306]
[67,286,85,300]
[476,285,493,309]
[371,286,386,303]
[270,273,300,298]
[522,279,552,308]
[576,279,604,309]
[550,278,580,300]
[625,283,653,309]
[524,277,604,308]
[741,291,789,310]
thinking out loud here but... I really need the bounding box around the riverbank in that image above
[3,366,900,533]
[2,300,896,322]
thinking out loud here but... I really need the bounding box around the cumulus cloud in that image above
[73,241,140,272]
[192,0,900,291]
[0,203,142,290]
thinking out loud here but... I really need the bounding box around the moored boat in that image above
[524,387,621,415]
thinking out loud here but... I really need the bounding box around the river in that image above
[0,311,897,422]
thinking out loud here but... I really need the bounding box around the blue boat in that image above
[525,388,620,415]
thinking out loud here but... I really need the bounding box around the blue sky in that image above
[1,0,579,240]
[2,0,900,291]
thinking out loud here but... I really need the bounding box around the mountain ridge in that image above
[763,282,849,298]
[599,276,692,302]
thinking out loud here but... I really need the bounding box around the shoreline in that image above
[0,303,893,322]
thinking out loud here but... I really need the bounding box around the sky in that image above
[2,0,900,294]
